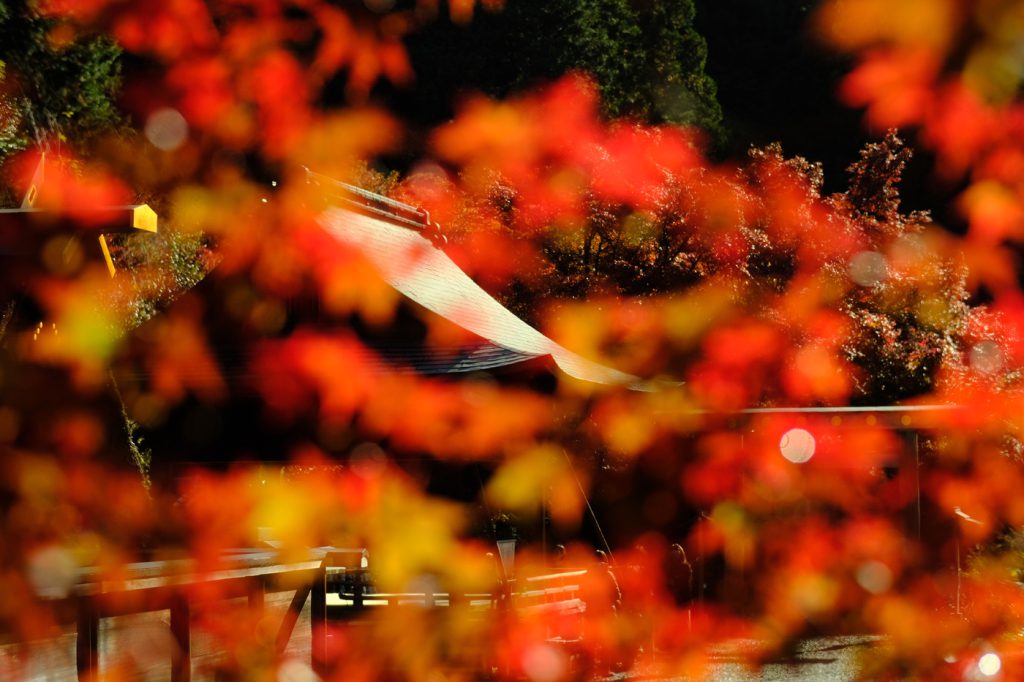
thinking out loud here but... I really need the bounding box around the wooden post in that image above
[353,572,364,608]
[76,602,99,680]
[899,430,922,540]
[249,576,265,611]
[170,594,191,682]
[311,564,327,674]
[276,581,311,654]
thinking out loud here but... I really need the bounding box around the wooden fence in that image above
[61,548,587,681]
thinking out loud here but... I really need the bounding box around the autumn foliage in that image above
[3,0,1024,680]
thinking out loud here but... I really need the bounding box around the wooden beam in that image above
[170,594,191,682]
[276,577,313,654]
[61,552,348,679]
[0,205,159,277]
[75,603,99,680]
[0,206,158,233]
[311,565,327,674]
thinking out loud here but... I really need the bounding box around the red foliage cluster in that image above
[2,1,1024,680]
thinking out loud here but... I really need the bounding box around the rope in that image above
[562,448,615,565]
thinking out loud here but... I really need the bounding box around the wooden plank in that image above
[75,558,324,597]
[170,594,191,682]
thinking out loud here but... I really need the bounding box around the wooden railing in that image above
[69,548,364,681]
[62,549,589,681]
[512,569,587,617]
[303,168,431,232]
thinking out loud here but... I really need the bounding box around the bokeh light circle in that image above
[849,250,889,287]
[522,643,567,682]
[277,659,318,682]
[978,652,1002,677]
[970,340,1004,375]
[144,107,189,151]
[855,560,892,594]
[779,428,816,464]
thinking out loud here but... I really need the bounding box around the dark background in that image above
[361,0,963,227]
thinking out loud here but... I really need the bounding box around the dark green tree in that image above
[508,0,648,117]
[638,0,723,136]
[0,0,125,166]
[397,0,723,139]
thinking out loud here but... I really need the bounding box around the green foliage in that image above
[0,0,125,164]
[639,0,724,136]
[531,0,647,117]
[518,0,723,134]
[111,371,152,490]
[354,162,401,196]
[404,0,724,139]
[109,229,217,329]
[0,62,27,161]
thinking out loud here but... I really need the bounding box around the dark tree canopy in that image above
[0,0,124,165]
[431,128,968,406]
[393,0,724,139]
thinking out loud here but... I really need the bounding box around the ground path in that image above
[623,636,874,681]
[1,600,874,681]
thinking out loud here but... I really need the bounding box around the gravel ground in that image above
[2,607,876,682]
[602,636,878,682]
[698,636,876,681]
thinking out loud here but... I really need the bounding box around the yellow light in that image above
[130,204,159,232]
[98,235,116,277]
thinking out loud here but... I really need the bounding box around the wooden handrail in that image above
[66,547,358,681]
[60,550,590,680]
[0,204,158,277]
